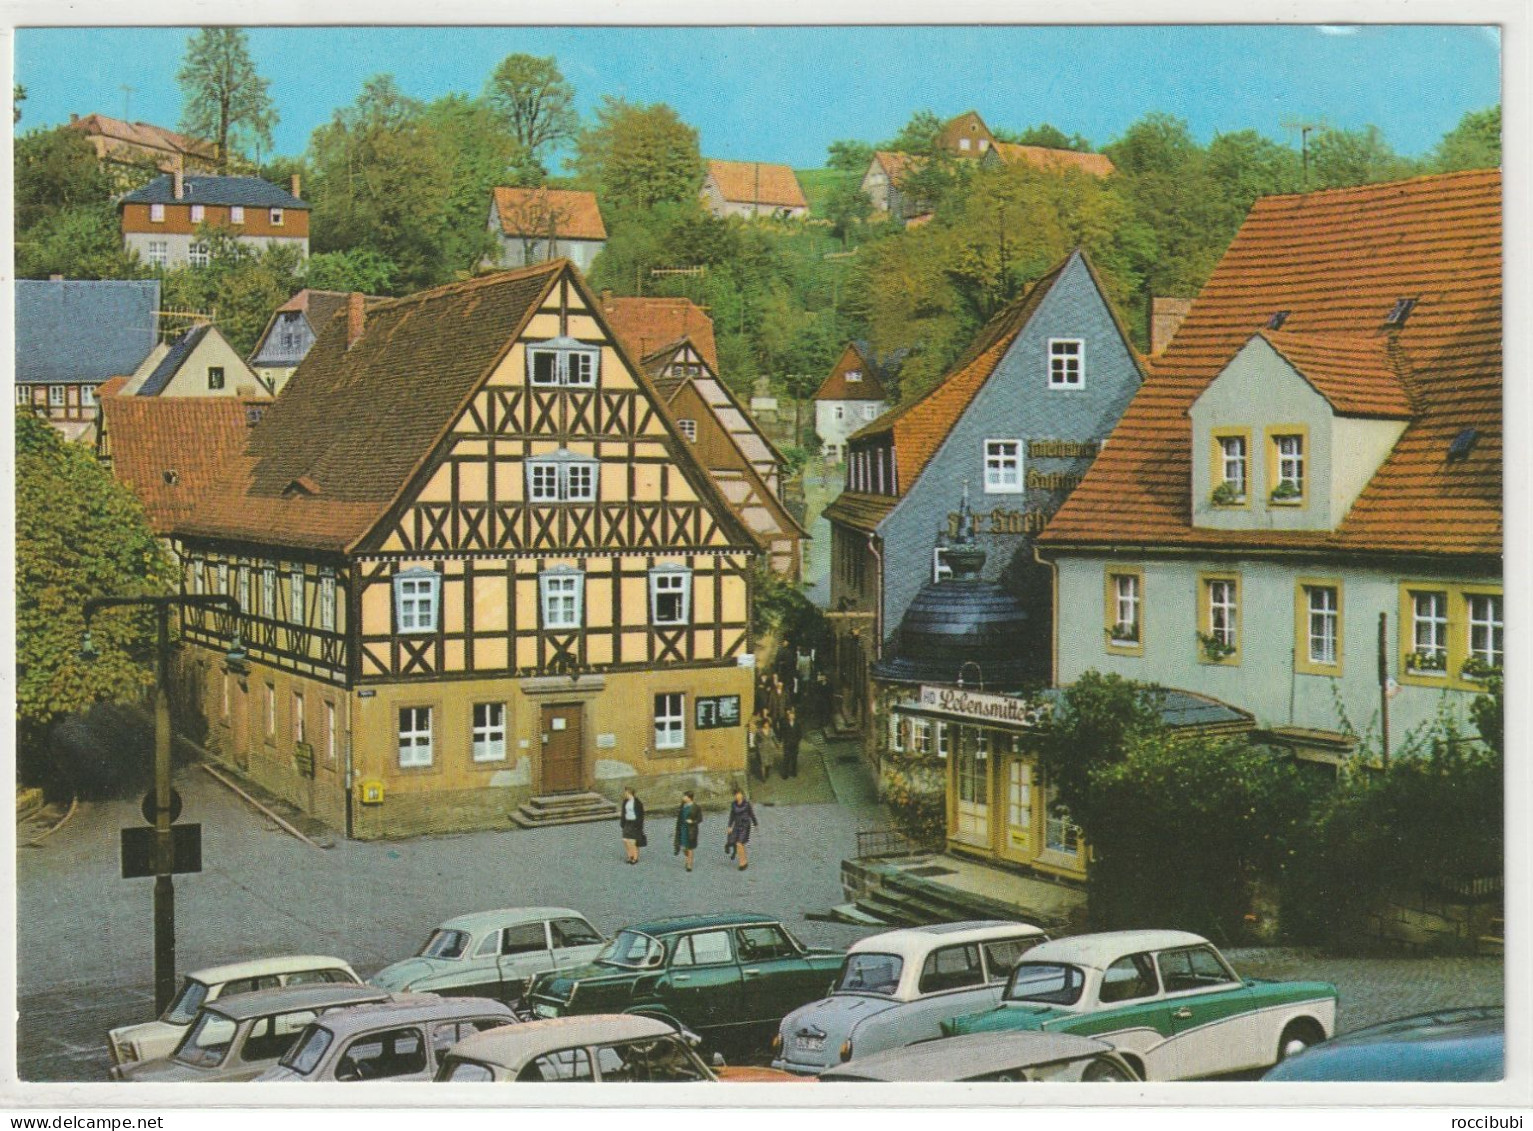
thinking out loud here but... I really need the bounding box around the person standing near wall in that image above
[673,790,703,872]
[619,787,646,865]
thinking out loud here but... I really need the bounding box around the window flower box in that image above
[1269,480,1302,504]
[1107,624,1139,645]
[1210,481,1245,507]
[1198,631,1236,662]
[1459,656,1500,682]
[1405,650,1448,674]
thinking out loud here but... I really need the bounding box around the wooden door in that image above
[540,703,584,793]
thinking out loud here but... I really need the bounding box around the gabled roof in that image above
[814,341,891,402]
[99,396,259,535]
[492,187,607,241]
[990,142,1115,177]
[870,150,924,183]
[136,323,212,396]
[250,290,389,364]
[68,113,217,161]
[14,279,160,384]
[121,174,308,209]
[1255,330,1413,418]
[705,160,808,210]
[600,296,719,373]
[1041,170,1502,558]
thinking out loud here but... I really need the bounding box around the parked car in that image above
[107,955,361,1067]
[1263,1007,1503,1082]
[772,920,1048,1074]
[524,913,843,1052]
[112,984,391,1082]
[820,1030,1142,1083]
[942,929,1337,1081]
[369,907,605,1005]
[257,996,516,1082]
[436,1014,801,1083]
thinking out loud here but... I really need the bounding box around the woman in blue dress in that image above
[725,789,758,871]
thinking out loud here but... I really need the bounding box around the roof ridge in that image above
[366,262,567,315]
[1249,168,1500,208]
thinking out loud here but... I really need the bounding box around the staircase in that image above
[828,856,1067,931]
[512,791,620,829]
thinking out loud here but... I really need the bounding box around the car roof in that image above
[187,956,357,985]
[312,995,514,1037]
[207,984,391,1022]
[822,1031,1118,1082]
[850,921,1045,959]
[1020,930,1210,970]
[445,1015,676,1070]
[621,912,776,936]
[436,907,589,934]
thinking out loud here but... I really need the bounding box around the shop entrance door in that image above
[953,727,990,847]
[540,703,584,793]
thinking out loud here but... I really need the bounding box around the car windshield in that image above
[595,929,664,969]
[834,953,904,995]
[1005,962,1087,1006]
[419,929,470,960]
[171,1010,238,1068]
[278,1024,335,1075]
[162,978,210,1025]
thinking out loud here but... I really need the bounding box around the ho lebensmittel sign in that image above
[916,685,1048,728]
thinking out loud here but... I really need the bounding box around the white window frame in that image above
[230,205,245,225]
[149,202,165,223]
[1048,338,1085,388]
[1219,435,1248,498]
[912,718,932,756]
[936,721,951,760]
[1467,593,1503,669]
[270,207,284,226]
[261,563,277,618]
[1113,573,1141,641]
[190,204,205,223]
[48,385,66,407]
[324,701,337,765]
[394,568,442,634]
[654,693,685,750]
[1208,579,1238,649]
[189,241,210,268]
[984,440,1024,494]
[207,366,225,390]
[217,562,229,596]
[677,419,698,442]
[471,702,507,763]
[889,713,906,753]
[264,682,276,737]
[289,568,305,624]
[191,558,205,596]
[398,706,434,768]
[846,369,863,383]
[863,403,879,420]
[80,384,96,409]
[649,568,692,626]
[539,569,584,630]
[1275,434,1305,494]
[526,338,601,388]
[1411,590,1448,670]
[236,566,250,614]
[526,455,600,503]
[319,570,336,632]
[292,691,306,745]
[16,386,29,406]
[1306,586,1339,666]
[147,240,169,267]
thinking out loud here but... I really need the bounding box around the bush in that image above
[879,761,946,847]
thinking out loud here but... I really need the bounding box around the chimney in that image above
[601,289,613,310]
[347,292,366,348]
[173,168,184,201]
[1149,297,1194,356]
[290,173,302,199]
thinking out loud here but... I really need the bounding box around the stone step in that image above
[524,791,617,813]
[854,888,945,927]
[511,806,620,830]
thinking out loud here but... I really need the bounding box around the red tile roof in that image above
[991,142,1115,177]
[600,296,719,373]
[69,113,217,162]
[814,343,889,402]
[706,160,808,210]
[1257,330,1413,418]
[492,187,607,241]
[871,150,923,184]
[1041,170,1502,558]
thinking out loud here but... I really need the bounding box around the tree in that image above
[158,232,306,355]
[572,97,704,212]
[883,109,943,155]
[1306,125,1415,189]
[996,123,1092,152]
[14,126,119,231]
[823,175,872,243]
[14,82,25,124]
[826,139,875,173]
[304,247,399,294]
[423,94,526,273]
[1432,105,1500,172]
[484,54,577,167]
[1033,671,1166,832]
[176,27,278,169]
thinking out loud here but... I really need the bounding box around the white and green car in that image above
[943,930,1336,1081]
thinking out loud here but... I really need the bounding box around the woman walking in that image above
[673,791,703,872]
[725,789,759,871]
[619,787,646,865]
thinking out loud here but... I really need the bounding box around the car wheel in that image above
[1081,1058,1133,1082]
[1277,1020,1324,1062]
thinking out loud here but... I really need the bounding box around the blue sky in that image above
[15,25,1501,169]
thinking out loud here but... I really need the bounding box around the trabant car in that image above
[107,954,361,1067]
[112,984,391,1082]
[257,995,516,1082]
[820,1030,1141,1083]
[369,907,604,1005]
[524,913,843,1051]
[772,920,1047,1074]
[942,929,1337,1081]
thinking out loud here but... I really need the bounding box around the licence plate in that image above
[793,1036,824,1052]
[534,1004,560,1019]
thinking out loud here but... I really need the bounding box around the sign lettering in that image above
[1027,439,1101,459]
[947,507,1052,538]
[917,685,1049,727]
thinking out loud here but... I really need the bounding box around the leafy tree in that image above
[1470,671,1503,758]
[16,203,143,281]
[484,54,578,167]
[304,247,400,294]
[1432,105,1500,172]
[826,138,875,173]
[423,94,525,273]
[176,27,278,169]
[158,231,306,355]
[1306,125,1415,189]
[996,123,1092,152]
[1204,130,1303,224]
[14,82,25,124]
[1033,671,1166,832]
[14,126,119,232]
[15,414,174,783]
[572,96,704,212]
[823,175,873,243]
[883,109,943,155]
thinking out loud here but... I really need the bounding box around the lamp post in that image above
[80,593,243,1013]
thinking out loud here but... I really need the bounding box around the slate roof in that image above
[492,187,607,241]
[121,174,308,209]
[814,342,891,402]
[600,296,719,372]
[990,142,1115,177]
[1041,170,1502,559]
[250,290,390,365]
[136,323,211,396]
[99,396,258,535]
[705,160,808,209]
[1257,330,1413,418]
[14,279,160,384]
[69,113,217,162]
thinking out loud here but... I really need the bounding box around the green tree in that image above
[1033,671,1166,832]
[423,94,525,273]
[16,204,143,281]
[484,54,577,168]
[572,96,704,212]
[14,82,25,124]
[1432,105,1500,172]
[176,27,278,169]
[158,232,306,355]
[823,175,873,243]
[14,126,118,232]
[1306,125,1415,189]
[15,414,173,775]
[826,138,875,173]
[883,109,943,155]
[996,123,1093,152]
[304,247,399,294]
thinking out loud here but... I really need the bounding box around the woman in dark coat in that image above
[725,789,759,871]
[619,787,646,865]
[673,791,703,872]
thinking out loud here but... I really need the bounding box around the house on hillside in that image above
[1039,170,1503,763]
[486,187,607,274]
[936,111,997,158]
[813,341,898,462]
[67,112,219,175]
[120,171,309,269]
[122,322,269,399]
[860,150,929,222]
[702,160,809,220]
[982,142,1115,177]
[171,261,760,838]
[599,294,720,372]
[14,278,161,441]
[249,290,390,395]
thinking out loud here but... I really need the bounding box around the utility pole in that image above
[1378,611,1391,766]
[120,83,136,121]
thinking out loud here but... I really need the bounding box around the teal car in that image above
[942,930,1337,1081]
[524,913,843,1052]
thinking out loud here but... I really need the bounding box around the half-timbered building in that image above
[174,261,761,838]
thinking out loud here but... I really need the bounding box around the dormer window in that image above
[677,419,697,442]
[527,337,600,388]
[1270,432,1305,503]
[1212,431,1249,505]
[1384,297,1418,327]
[1266,311,1289,330]
[526,450,599,503]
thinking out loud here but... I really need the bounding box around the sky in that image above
[13,25,1502,169]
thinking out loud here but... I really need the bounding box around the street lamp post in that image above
[80,593,242,1013]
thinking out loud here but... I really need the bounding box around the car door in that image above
[1155,945,1259,1078]
[450,929,508,998]
[664,929,743,1032]
[892,941,992,1042]
[735,924,819,1025]
[496,921,555,1002]
[1075,953,1174,1078]
[550,916,605,971]
[229,1009,321,1079]
[331,1025,430,1082]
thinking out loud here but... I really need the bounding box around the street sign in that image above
[121,824,202,879]
[141,787,183,825]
